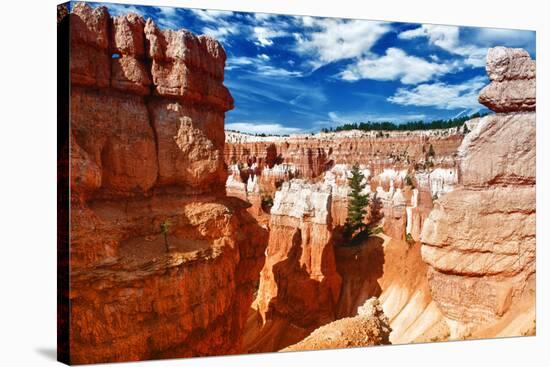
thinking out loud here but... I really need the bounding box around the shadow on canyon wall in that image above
[335,236,385,318]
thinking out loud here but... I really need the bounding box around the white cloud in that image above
[103,4,177,29]
[202,25,239,41]
[328,111,339,121]
[295,19,391,68]
[340,48,458,84]
[399,24,458,49]
[189,9,239,41]
[258,54,270,61]
[190,9,233,22]
[301,16,316,27]
[253,26,287,47]
[257,65,302,77]
[226,56,254,69]
[153,6,182,29]
[398,24,487,67]
[226,122,303,135]
[254,13,277,22]
[157,6,176,17]
[105,4,145,17]
[387,76,487,110]
[226,56,302,77]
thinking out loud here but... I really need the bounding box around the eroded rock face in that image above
[145,19,233,111]
[69,4,231,203]
[478,47,536,112]
[255,180,342,330]
[149,100,227,192]
[66,3,267,363]
[421,47,536,338]
[69,3,111,88]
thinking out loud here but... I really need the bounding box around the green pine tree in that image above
[344,164,370,241]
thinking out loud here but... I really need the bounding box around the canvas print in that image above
[57,1,536,364]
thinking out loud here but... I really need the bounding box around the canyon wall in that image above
[421,47,536,338]
[64,3,267,363]
[225,129,463,180]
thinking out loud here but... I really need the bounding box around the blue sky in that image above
[88,2,536,134]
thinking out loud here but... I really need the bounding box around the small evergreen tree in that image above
[160,220,171,253]
[344,164,370,240]
[261,194,274,213]
[404,174,414,187]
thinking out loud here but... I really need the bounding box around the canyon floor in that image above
[60,3,536,364]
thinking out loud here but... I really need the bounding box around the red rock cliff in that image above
[64,3,267,363]
[421,47,536,338]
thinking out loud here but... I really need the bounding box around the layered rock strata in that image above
[64,3,266,364]
[421,47,536,338]
[225,128,462,197]
[226,129,463,179]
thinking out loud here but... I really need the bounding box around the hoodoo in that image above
[421,47,536,338]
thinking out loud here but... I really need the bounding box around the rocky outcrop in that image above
[421,47,536,338]
[478,47,536,112]
[283,298,391,351]
[64,3,266,364]
[255,180,342,329]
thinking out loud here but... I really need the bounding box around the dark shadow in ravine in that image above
[334,235,385,318]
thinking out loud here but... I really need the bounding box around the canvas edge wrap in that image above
[57,2,71,365]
